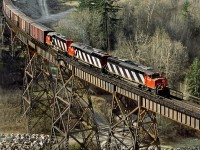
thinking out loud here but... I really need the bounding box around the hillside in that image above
[0,0,200,148]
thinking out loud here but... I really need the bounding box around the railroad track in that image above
[66,55,200,116]
[169,89,200,114]
[163,97,200,115]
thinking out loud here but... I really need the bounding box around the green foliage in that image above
[78,0,121,50]
[78,0,102,11]
[181,0,190,18]
[187,58,200,97]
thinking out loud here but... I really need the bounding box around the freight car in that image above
[30,23,53,44]
[10,6,25,26]
[3,0,53,44]
[19,15,33,34]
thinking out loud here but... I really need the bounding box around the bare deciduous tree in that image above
[55,9,103,48]
[114,28,188,88]
[141,29,188,87]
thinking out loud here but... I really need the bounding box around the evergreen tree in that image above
[187,58,200,98]
[181,0,190,18]
[78,0,120,51]
[78,0,102,11]
[101,0,121,51]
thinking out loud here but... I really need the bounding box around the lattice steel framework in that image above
[50,60,100,149]
[3,2,200,148]
[105,93,160,150]
[1,17,5,45]
[2,14,161,149]
[22,47,53,133]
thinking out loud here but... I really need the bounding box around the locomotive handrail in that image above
[170,88,183,100]
[183,93,200,104]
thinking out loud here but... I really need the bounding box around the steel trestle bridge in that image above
[1,1,200,149]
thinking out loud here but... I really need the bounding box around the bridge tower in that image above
[109,95,160,149]
[1,16,21,59]
[1,17,5,45]
[0,16,24,88]
[50,58,100,149]
[22,47,101,149]
[22,46,53,133]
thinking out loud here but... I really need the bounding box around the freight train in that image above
[2,0,170,96]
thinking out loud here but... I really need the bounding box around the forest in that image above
[0,0,200,147]
[55,0,200,100]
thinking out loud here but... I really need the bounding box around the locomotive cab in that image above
[144,72,169,96]
[68,46,76,57]
[46,34,51,45]
[46,32,73,53]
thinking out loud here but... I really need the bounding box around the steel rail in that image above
[2,0,200,126]
[59,55,200,119]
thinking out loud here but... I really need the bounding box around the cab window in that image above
[152,73,161,79]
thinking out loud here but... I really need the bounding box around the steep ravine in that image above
[1,0,200,149]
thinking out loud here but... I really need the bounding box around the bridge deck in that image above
[2,4,200,131]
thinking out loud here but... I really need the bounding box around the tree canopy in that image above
[78,0,120,50]
[187,58,200,98]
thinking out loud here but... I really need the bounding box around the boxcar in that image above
[3,0,12,18]
[11,8,26,27]
[5,4,13,18]
[19,15,33,34]
[30,22,53,44]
